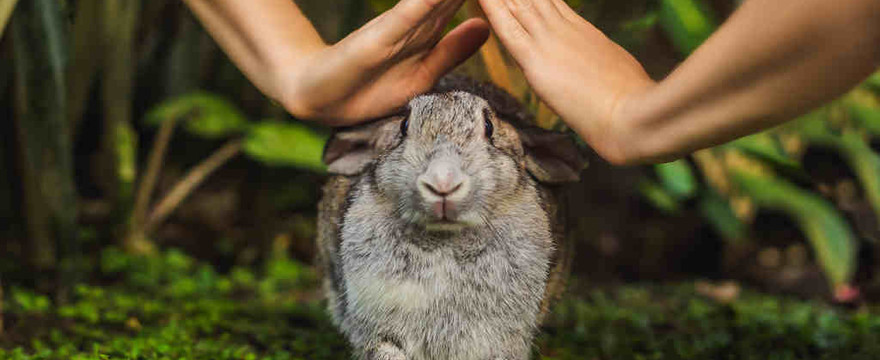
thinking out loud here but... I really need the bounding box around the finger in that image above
[504,0,548,36]
[478,0,532,55]
[549,0,582,23]
[382,0,461,42]
[416,0,467,50]
[379,0,466,65]
[529,0,565,25]
[419,18,491,83]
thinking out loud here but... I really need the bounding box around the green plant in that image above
[7,255,880,359]
[637,0,880,296]
[124,92,329,254]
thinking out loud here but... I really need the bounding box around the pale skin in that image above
[184,0,880,165]
[480,0,880,164]
[182,0,489,125]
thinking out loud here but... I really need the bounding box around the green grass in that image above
[3,249,880,359]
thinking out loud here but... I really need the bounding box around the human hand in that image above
[478,0,654,163]
[278,0,489,125]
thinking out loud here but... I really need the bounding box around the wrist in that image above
[591,81,657,166]
[268,43,331,120]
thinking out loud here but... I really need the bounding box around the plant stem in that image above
[144,139,243,233]
[12,0,78,287]
[125,118,178,254]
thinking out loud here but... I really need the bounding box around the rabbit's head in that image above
[323,91,584,231]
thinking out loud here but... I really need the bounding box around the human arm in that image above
[479,0,880,164]
[183,0,489,125]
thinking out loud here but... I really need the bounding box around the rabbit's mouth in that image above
[423,219,470,232]
[420,206,483,232]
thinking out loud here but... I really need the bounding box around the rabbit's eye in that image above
[483,109,494,139]
[400,109,410,137]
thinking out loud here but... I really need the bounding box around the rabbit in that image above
[317,76,584,360]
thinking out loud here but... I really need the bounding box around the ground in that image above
[2,248,880,360]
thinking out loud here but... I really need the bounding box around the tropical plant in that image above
[641,0,880,299]
[125,92,329,253]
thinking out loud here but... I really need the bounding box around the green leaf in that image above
[844,91,880,137]
[729,170,857,287]
[145,92,249,139]
[793,105,880,225]
[654,159,697,199]
[658,0,717,55]
[698,189,747,243]
[792,108,839,145]
[242,121,328,172]
[836,130,880,226]
[638,178,681,214]
[723,133,804,180]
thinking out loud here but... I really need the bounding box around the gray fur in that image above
[318,78,583,360]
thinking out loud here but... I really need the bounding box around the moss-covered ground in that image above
[2,248,880,359]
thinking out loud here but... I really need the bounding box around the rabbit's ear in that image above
[518,127,586,184]
[323,117,404,175]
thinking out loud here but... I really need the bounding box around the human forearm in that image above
[182,0,326,101]
[480,0,880,165]
[184,0,487,124]
[614,0,880,164]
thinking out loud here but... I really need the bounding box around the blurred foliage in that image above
[639,0,880,292]
[242,122,328,172]
[729,170,857,287]
[541,283,880,359]
[2,248,347,359]
[5,248,880,359]
[144,92,329,172]
[145,92,250,140]
[658,0,716,54]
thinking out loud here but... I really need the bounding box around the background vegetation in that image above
[2,0,880,358]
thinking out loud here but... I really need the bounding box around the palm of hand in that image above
[280,0,489,125]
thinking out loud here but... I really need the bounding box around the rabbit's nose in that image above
[422,177,463,197]
[419,159,466,197]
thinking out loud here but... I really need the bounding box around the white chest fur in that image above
[338,185,553,359]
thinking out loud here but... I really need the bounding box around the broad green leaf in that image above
[145,92,249,139]
[725,133,794,166]
[654,159,697,199]
[638,178,681,214]
[243,121,328,172]
[794,109,880,225]
[730,170,857,287]
[723,133,804,179]
[792,108,838,144]
[698,189,747,243]
[835,131,880,225]
[658,0,717,55]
